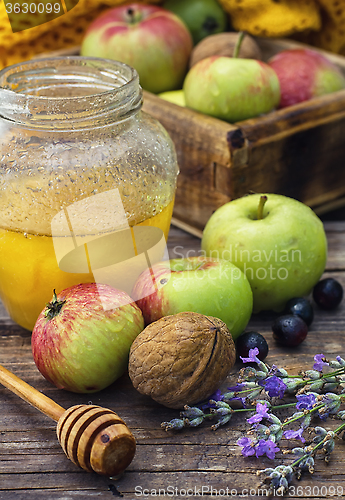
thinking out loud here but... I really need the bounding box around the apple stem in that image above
[233,31,246,59]
[257,195,268,220]
[44,290,66,321]
[125,7,142,24]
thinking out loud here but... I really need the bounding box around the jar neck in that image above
[0,57,142,129]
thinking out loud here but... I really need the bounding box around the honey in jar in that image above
[0,57,179,330]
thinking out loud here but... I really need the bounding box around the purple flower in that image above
[238,435,280,459]
[259,376,287,398]
[296,393,316,410]
[255,439,280,459]
[237,436,255,457]
[240,347,261,364]
[265,440,280,460]
[209,389,223,402]
[283,428,306,443]
[254,439,268,457]
[247,402,270,424]
[313,354,329,372]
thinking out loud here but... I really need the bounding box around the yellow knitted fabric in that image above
[0,0,345,71]
[0,0,160,70]
[218,0,321,38]
[219,0,345,54]
[310,0,345,54]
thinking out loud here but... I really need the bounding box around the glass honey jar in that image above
[0,57,179,330]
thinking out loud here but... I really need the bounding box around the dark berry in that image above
[313,278,343,310]
[272,315,308,347]
[236,331,269,361]
[283,297,314,326]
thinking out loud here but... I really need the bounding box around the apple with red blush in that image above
[183,41,280,122]
[268,48,345,108]
[80,3,193,94]
[31,283,144,393]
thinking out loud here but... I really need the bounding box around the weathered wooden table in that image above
[1,222,345,499]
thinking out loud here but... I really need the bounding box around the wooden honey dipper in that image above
[0,363,136,476]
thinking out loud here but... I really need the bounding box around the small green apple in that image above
[183,55,280,122]
[163,0,227,45]
[201,194,328,313]
[132,256,253,340]
[159,89,186,106]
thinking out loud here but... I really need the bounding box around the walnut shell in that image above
[189,32,262,68]
[128,311,236,409]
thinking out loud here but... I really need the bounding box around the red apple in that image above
[80,3,193,94]
[31,283,144,393]
[268,48,345,108]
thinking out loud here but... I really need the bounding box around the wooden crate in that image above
[142,38,345,233]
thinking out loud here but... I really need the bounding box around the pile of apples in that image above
[80,1,345,123]
[31,192,333,394]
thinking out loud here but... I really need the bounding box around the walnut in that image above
[128,311,236,409]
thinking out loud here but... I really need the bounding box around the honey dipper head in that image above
[57,405,136,476]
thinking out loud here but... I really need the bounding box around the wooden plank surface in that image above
[0,222,345,499]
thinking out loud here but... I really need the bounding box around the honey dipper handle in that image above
[0,364,65,422]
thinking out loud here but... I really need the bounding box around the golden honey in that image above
[0,200,174,331]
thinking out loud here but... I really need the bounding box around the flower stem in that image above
[271,403,298,410]
[281,404,324,428]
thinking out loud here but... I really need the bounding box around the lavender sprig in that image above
[236,349,345,399]
[162,401,240,431]
[258,420,345,494]
[162,352,345,433]
[238,392,342,457]
[160,352,345,496]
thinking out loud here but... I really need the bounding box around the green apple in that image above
[201,194,328,313]
[132,256,253,340]
[163,0,227,45]
[158,89,186,106]
[183,55,280,122]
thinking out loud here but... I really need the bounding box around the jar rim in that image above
[0,56,139,98]
[0,56,142,128]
